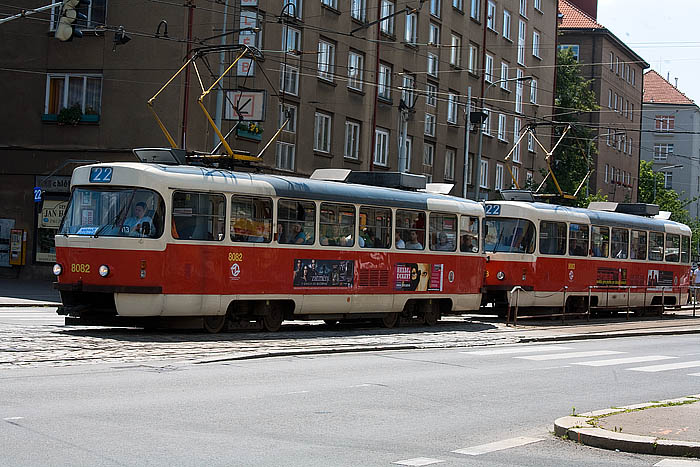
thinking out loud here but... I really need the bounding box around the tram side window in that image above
[430,213,457,252]
[172,191,226,241]
[568,223,589,256]
[396,210,426,250]
[630,230,647,260]
[320,203,355,247]
[611,228,629,259]
[539,221,566,255]
[681,236,690,263]
[277,199,315,245]
[649,232,664,261]
[359,207,391,248]
[231,196,272,243]
[665,233,680,262]
[460,216,479,253]
[590,226,609,257]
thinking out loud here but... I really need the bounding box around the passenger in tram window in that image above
[123,202,153,237]
[291,223,310,244]
[405,230,423,250]
[435,232,454,251]
[248,223,266,242]
[396,231,406,249]
[276,223,287,243]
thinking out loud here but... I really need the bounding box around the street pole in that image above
[213,0,230,149]
[462,86,472,198]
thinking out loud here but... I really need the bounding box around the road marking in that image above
[628,361,700,372]
[655,459,700,466]
[573,355,677,367]
[3,417,24,421]
[462,345,573,355]
[392,457,444,466]
[452,436,543,455]
[515,351,624,361]
[689,373,700,376]
[349,384,372,388]
[283,391,309,395]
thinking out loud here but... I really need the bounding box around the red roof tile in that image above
[643,70,695,105]
[558,0,604,29]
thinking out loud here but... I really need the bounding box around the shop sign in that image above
[34,176,71,193]
[40,200,68,229]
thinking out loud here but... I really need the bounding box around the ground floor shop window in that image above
[36,199,68,263]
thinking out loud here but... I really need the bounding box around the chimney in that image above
[675,77,678,88]
[567,0,598,20]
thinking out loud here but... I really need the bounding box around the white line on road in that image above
[461,345,573,355]
[628,361,700,372]
[655,459,700,466]
[3,417,24,421]
[689,373,700,376]
[452,436,543,455]
[283,391,309,395]
[573,355,677,367]
[392,457,444,466]
[515,351,624,361]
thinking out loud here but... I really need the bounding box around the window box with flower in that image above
[236,122,264,141]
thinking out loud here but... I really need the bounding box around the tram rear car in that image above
[54,162,485,332]
[481,201,692,317]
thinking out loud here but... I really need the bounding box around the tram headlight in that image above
[98,265,110,277]
[52,263,63,276]
[496,271,505,280]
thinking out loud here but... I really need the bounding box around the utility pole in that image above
[213,0,230,149]
[462,87,472,198]
[181,0,196,149]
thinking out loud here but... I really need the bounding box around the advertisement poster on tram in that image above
[647,269,673,287]
[293,259,354,287]
[394,263,444,291]
[596,267,627,286]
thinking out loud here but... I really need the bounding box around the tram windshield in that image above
[59,187,165,238]
[483,217,536,253]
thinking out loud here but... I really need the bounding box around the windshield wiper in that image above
[95,191,135,238]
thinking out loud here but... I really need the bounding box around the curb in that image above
[554,396,700,458]
[0,302,61,308]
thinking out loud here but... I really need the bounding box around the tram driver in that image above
[123,202,153,237]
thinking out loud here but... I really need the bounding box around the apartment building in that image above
[641,70,700,218]
[558,0,648,202]
[0,0,557,278]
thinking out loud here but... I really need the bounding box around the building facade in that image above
[558,0,648,202]
[641,70,700,218]
[0,0,557,279]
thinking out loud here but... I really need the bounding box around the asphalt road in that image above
[2,334,700,466]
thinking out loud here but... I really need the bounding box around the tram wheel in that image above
[380,312,399,329]
[323,319,339,326]
[422,302,439,326]
[203,315,226,333]
[262,308,284,332]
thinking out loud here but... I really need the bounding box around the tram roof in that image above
[72,163,483,215]
[486,201,690,234]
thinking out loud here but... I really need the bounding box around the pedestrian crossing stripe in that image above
[515,350,624,361]
[572,355,677,367]
[452,436,543,455]
[629,361,700,372]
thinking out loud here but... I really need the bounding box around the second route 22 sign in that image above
[224,90,267,122]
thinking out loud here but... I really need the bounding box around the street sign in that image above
[33,187,42,202]
[224,90,267,122]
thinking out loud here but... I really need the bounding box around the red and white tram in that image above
[53,159,484,332]
[481,201,692,317]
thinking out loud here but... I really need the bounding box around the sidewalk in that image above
[0,278,61,306]
[555,396,700,458]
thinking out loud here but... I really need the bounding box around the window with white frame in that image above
[487,1,496,30]
[607,89,612,108]
[468,43,478,73]
[479,159,489,188]
[447,92,458,124]
[655,115,675,131]
[278,103,297,133]
[558,44,579,61]
[347,51,364,91]
[485,53,494,82]
[276,142,295,170]
[470,0,480,20]
[351,0,366,21]
[482,107,491,135]
[534,0,541,10]
[630,103,634,121]
[614,93,618,112]
[378,62,392,100]
[429,22,440,45]
[503,9,512,40]
[424,142,435,166]
[374,128,389,165]
[405,12,417,44]
[500,62,510,89]
[615,57,620,75]
[426,82,437,107]
[317,39,335,81]
[518,20,526,65]
[530,78,538,104]
[453,0,463,10]
[513,117,521,162]
[282,26,301,54]
[427,53,439,77]
[625,64,630,82]
[631,69,635,86]
[44,73,102,118]
[283,0,302,18]
[519,0,527,16]
[515,69,523,113]
[628,137,633,155]
[321,0,337,8]
[402,74,415,107]
[314,112,332,153]
[280,64,299,95]
[401,136,413,172]
[430,0,441,17]
[511,166,519,188]
[495,163,504,190]
[444,148,455,180]
[425,113,436,136]
[664,172,673,189]
[528,132,535,152]
[498,113,507,141]
[380,0,395,35]
[344,120,361,159]
[450,33,462,67]
[50,0,105,30]
[604,164,609,183]
[653,143,674,161]
[532,30,540,58]
[609,51,614,69]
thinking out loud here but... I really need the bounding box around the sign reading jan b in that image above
[224,90,267,122]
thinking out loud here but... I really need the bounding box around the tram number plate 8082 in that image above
[71,264,90,273]
[485,204,501,216]
[89,167,113,183]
